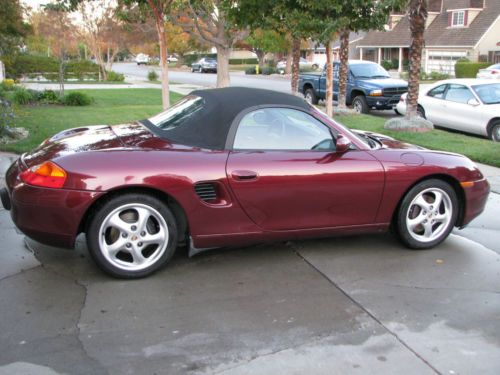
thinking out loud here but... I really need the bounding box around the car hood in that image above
[356,78,408,89]
[352,130,424,150]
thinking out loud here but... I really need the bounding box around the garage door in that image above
[427,51,467,74]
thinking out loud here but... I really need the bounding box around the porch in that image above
[358,47,409,72]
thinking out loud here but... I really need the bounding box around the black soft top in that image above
[145,87,310,150]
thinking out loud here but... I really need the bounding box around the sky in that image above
[22,0,53,10]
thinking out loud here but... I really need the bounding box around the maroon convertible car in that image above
[1,87,490,278]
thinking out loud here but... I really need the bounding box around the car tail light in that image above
[491,70,499,75]
[20,161,67,188]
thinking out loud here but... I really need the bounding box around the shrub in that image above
[261,66,276,75]
[429,71,450,80]
[455,61,491,78]
[381,60,393,70]
[147,70,159,81]
[1,79,16,91]
[0,98,16,133]
[38,89,60,104]
[106,71,125,82]
[229,58,258,65]
[391,59,399,70]
[12,88,36,105]
[61,91,92,106]
[245,66,257,75]
[65,60,100,80]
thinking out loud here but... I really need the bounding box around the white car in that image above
[476,63,500,79]
[135,53,150,65]
[167,56,178,63]
[276,58,318,72]
[396,79,500,141]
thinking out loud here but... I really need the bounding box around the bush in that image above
[106,71,125,82]
[147,70,159,81]
[455,61,491,78]
[429,71,450,80]
[0,98,16,133]
[245,66,257,75]
[38,89,60,104]
[1,79,16,91]
[261,66,276,75]
[229,58,258,65]
[65,60,100,80]
[391,59,399,70]
[61,91,92,106]
[12,88,36,105]
[381,60,393,70]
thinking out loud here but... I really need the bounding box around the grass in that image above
[22,80,128,85]
[1,89,183,154]
[336,114,500,167]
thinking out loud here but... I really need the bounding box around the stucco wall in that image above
[475,15,500,56]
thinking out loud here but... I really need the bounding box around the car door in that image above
[226,107,385,231]
[421,84,448,125]
[441,84,483,133]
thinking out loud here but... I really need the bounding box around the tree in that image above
[38,4,76,95]
[173,0,248,88]
[165,22,197,67]
[245,29,289,70]
[0,0,29,57]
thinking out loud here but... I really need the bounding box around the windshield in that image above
[146,95,205,130]
[350,63,390,79]
[472,83,500,105]
[205,58,216,63]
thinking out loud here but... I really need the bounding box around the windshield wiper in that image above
[372,75,390,78]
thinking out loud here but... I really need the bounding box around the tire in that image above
[394,108,402,116]
[304,88,319,105]
[489,121,500,142]
[86,193,178,278]
[395,179,458,250]
[312,64,319,70]
[352,95,369,114]
[417,105,426,119]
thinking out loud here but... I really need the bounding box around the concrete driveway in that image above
[1,152,499,375]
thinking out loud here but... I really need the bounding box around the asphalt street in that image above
[1,150,499,375]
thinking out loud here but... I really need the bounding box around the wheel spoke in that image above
[414,196,431,211]
[105,237,127,255]
[135,207,151,233]
[142,229,166,245]
[108,213,130,233]
[423,221,434,238]
[433,191,443,210]
[130,245,146,265]
[408,214,425,230]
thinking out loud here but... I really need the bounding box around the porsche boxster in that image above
[1,87,490,278]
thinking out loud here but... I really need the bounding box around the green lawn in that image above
[336,114,500,167]
[2,89,182,154]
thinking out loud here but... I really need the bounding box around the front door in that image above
[226,107,385,231]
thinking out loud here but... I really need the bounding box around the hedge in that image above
[184,54,258,66]
[229,58,258,65]
[455,61,491,78]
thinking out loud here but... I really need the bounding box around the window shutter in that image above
[448,13,452,27]
[464,10,468,26]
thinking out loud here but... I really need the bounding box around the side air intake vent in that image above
[194,183,218,202]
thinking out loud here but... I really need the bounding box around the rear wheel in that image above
[87,193,178,278]
[304,88,319,105]
[417,105,426,119]
[394,108,402,116]
[489,121,500,142]
[352,95,369,114]
[396,179,458,249]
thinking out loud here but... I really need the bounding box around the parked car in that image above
[167,55,178,63]
[1,88,489,278]
[396,79,500,141]
[299,60,408,114]
[476,63,500,79]
[277,57,319,73]
[191,57,217,73]
[135,53,150,65]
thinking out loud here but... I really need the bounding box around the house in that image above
[304,32,366,66]
[356,0,500,74]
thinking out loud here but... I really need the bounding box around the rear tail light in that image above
[20,161,67,188]
[492,70,499,75]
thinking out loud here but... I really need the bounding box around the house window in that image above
[452,11,465,27]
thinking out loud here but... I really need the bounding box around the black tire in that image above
[417,105,426,119]
[395,179,458,250]
[86,193,178,279]
[304,88,319,105]
[352,95,369,114]
[489,121,500,142]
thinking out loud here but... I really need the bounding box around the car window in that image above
[472,83,500,105]
[444,84,475,104]
[233,108,335,151]
[350,63,390,78]
[489,64,500,69]
[427,84,447,99]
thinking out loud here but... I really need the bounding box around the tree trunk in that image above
[406,0,427,119]
[291,37,301,94]
[285,48,292,75]
[337,29,350,109]
[58,58,65,97]
[216,45,231,88]
[325,42,333,117]
[255,50,265,70]
[157,19,170,109]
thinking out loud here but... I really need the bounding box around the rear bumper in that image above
[5,159,103,248]
[461,178,490,227]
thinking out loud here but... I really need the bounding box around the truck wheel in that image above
[352,95,369,114]
[304,88,319,105]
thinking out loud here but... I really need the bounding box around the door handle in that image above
[231,170,258,181]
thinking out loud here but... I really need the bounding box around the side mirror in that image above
[467,98,480,106]
[336,135,352,153]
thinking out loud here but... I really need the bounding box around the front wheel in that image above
[396,179,458,249]
[352,95,369,114]
[86,193,178,278]
[489,121,500,142]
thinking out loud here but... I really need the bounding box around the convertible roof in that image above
[157,87,310,150]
